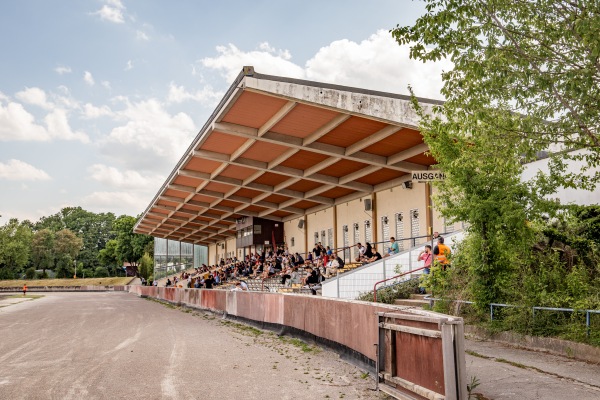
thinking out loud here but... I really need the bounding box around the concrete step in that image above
[409,294,428,300]
[393,298,429,307]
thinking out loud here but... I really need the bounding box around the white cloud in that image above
[201,43,305,82]
[125,60,133,71]
[99,98,196,171]
[79,190,150,215]
[88,164,163,189]
[55,66,72,75]
[44,109,90,143]
[166,83,223,106]
[201,30,450,99]
[84,71,95,86]
[136,30,149,41]
[93,0,125,24]
[0,101,48,141]
[15,87,53,110]
[82,103,113,119]
[101,81,112,89]
[0,159,51,181]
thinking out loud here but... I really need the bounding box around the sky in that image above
[0,0,451,225]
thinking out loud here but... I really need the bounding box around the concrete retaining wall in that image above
[129,285,399,359]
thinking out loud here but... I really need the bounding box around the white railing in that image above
[322,230,465,299]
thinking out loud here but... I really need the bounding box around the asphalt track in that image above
[0,293,383,400]
[2,292,600,400]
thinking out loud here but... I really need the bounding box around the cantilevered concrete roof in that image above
[134,67,441,245]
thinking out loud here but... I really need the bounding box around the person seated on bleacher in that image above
[363,243,373,262]
[324,257,339,277]
[293,253,304,266]
[365,245,383,263]
[355,243,365,262]
[384,237,400,258]
[281,264,293,286]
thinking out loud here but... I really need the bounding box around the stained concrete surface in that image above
[464,338,600,399]
[0,292,384,400]
[2,292,600,400]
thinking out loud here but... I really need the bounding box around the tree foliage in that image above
[392,0,600,190]
[392,1,600,313]
[113,215,153,275]
[0,219,33,279]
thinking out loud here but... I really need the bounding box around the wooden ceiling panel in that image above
[252,172,290,187]
[318,159,368,178]
[404,153,436,166]
[362,129,424,157]
[279,150,329,170]
[262,194,291,204]
[173,175,203,188]
[270,210,293,218]
[204,181,236,193]
[221,91,290,128]
[163,189,189,199]
[287,200,320,209]
[191,194,215,204]
[357,170,406,186]
[270,104,342,138]
[285,180,322,192]
[184,157,223,174]
[157,199,179,208]
[232,188,263,198]
[317,116,388,148]
[241,141,290,163]
[199,131,248,154]
[219,164,258,181]
[319,187,355,199]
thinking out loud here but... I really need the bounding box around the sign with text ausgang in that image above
[411,170,446,182]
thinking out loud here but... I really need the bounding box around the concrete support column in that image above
[372,192,378,245]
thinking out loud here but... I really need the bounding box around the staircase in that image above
[394,294,431,308]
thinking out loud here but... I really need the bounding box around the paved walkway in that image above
[465,338,600,399]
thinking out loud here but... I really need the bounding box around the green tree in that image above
[392,0,600,191]
[31,229,55,275]
[0,219,33,279]
[138,252,154,281]
[389,1,600,311]
[35,207,116,270]
[113,215,153,276]
[54,229,83,278]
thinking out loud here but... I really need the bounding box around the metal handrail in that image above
[373,264,429,302]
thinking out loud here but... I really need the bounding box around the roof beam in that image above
[345,125,402,156]
[258,100,296,137]
[193,149,372,192]
[303,114,350,145]
[387,143,429,166]
[212,121,426,173]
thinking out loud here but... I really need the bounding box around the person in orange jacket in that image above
[23,284,28,296]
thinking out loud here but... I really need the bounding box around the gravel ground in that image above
[0,292,387,400]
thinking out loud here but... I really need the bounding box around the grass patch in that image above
[6,294,44,299]
[220,320,263,337]
[0,277,132,288]
[278,336,320,354]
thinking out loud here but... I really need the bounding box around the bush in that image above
[35,271,48,279]
[359,278,419,304]
[25,267,36,279]
[82,268,94,278]
[94,267,109,277]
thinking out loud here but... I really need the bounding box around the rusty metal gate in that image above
[376,312,467,400]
